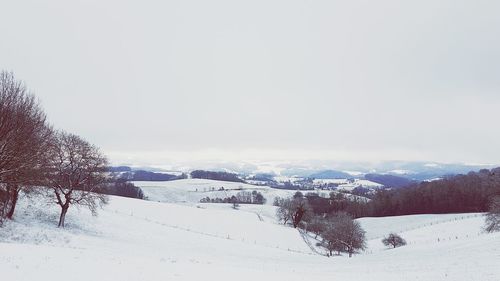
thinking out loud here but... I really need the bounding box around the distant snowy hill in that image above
[111,161,497,185]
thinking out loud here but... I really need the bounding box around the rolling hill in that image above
[0,189,499,281]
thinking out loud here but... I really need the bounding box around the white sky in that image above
[1,0,499,166]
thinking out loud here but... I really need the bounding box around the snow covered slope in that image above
[1,194,499,281]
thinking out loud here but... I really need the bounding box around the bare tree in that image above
[321,212,366,257]
[321,230,345,256]
[291,198,312,228]
[276,196,312,228]
[382,233,407,248]
[276,198,293,225]
[0,71,52,220]
[231,196,240,209]
[45,131,109,227]
[485,196,500,233]
[0,185,8,226]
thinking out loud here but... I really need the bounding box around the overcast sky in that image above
[1,0,499,166]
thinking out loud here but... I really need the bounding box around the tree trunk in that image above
[58,205,69,228]
[6,187,19,219]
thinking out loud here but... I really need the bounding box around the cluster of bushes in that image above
[274,192,367,257]
[314,182,341,190]
[275,192,413,256]
[200,191,266,205]
[303,192,369,219]
[191,170,244,183]
[0,72,110,227]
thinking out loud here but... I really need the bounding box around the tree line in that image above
[0,71,113,227]
[367,168,500,217]
[103,180,145,200]
[298,169,500,220]
[200,190,266,205]
[109,167,187,181]
[191,170,244,183]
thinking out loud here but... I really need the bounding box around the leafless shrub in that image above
[382,233,407,248]
[485,196,500,233]
[321,212,366,257]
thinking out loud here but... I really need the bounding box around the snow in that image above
[135,179,337,205]
[313,178,349,185]
[135,179,302,205]
[312,179,383,191]
[351,179,383,187]
[388,169,411,175]
[335,179,384,191]
[273,176,304,183]
[1,191,500,281]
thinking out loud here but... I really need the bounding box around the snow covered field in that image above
[1,191,499,281]
[134,179,329,205]
[312,178,383,191]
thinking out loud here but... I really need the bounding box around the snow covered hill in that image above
[1,193,499,281]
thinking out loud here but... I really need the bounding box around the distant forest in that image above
[364,174,414,188]
[306,168,500,218]
[109,166,187,181]
[130,170,186,181]
[368,168,500,216]
[190,170,244,183]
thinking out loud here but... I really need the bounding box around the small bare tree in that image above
[382,233,407,248]
[291,198,312,228]
[322,212,366,257]
[231,196,240,209]
[485,196,500,233]
[276,198,293,225]
[45,131,109,227]
[321,231,345,256]
[276,197,312,228]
